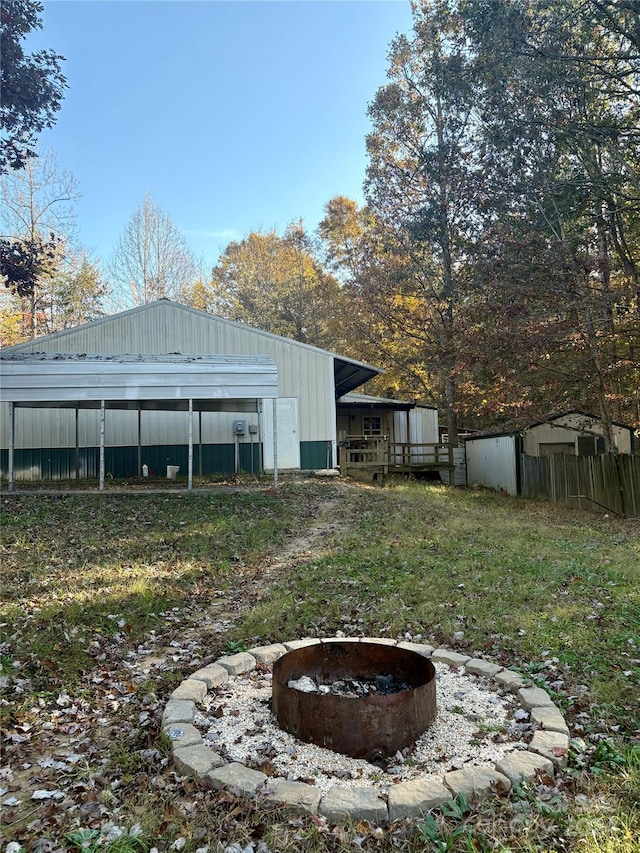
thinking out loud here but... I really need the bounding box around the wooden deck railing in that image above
[340,437,456,479]
[387,442,454,472]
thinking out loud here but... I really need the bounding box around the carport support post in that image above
[188,398,193,491]
[137,406,142,477]
[256,400,263,474]
[99,400,105,493]
[75,407,80,480]
[8,402,15,492]
[272,398,278,489]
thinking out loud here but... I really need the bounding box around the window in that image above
[539,442,575,456]
[577,435,606,456]
[363,415,382,436]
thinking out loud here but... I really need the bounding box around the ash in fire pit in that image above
[288,673,413,698]
[273,641,436,761]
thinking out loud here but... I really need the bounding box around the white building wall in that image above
[409,407,439,444]
[465,436,519,495]
[392,407,439,444]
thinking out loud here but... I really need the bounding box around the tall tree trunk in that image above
[575,273,615,451]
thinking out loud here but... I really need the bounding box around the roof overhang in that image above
[333,357,382,398]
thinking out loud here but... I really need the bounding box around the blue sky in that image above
[29,0,414,272]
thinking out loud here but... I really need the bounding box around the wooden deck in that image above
[339,437,456,482]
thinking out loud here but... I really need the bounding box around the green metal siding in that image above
[106,446,140,477]
[300,441,333,470]
[0,447,98,480]
[1,443,264,481]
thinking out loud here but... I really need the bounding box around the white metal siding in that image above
[0,408,264,450]
[1,302,335,447]
[410,407,439,444]
[440,447,467,485]
[392,408,439,444]
[465,436,519,495]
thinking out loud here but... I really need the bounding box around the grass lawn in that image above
[1,478,638,852]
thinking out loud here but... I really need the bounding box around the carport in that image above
[0,353,279,492]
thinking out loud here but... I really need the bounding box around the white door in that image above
[262,398,300,470]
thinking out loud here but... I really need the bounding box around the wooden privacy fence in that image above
[521,453,640,518]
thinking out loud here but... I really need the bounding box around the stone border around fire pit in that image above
[162,638,570,823]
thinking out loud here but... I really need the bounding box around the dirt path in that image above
[1,485,362,840]
[135,491,355,670]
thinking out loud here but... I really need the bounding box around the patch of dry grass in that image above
[1,478,638,851]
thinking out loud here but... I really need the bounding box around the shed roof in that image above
[465,409,635,442]
[526,410,634,433]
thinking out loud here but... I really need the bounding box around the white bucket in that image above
[166,465,180,479]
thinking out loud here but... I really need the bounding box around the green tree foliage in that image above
[0,1,67,298]
[0,0,66,173]
[0,231,59,298]
[319,196,440,402]
[209,222,342,350]
[0,251,106,344]
[51,253,106,330]
[462,0,640,435]
[350,2,484,438]
[325,0,639,435]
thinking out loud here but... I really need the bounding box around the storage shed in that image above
[465,411,636,496]
[0,300,382,482]
[523,411,635,456]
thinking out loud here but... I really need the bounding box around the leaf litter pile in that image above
[0,488,302,848]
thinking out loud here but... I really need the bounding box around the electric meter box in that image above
[233,420,247,436]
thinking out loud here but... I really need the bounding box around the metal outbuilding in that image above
[0,352,279,491]
[464,411,637,496]
[465,433,520,495]
[0,300,383,483]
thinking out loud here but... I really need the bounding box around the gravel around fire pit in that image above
[195,663,522,795]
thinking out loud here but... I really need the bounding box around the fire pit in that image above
[272,641,436,761]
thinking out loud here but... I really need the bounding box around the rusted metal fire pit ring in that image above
[272,640,436,761]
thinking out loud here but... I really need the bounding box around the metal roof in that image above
[3,300,382,397]
[333,361,381,398]
[526,410,634,433]
[338,392,415,410]
[0,353,278,408]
